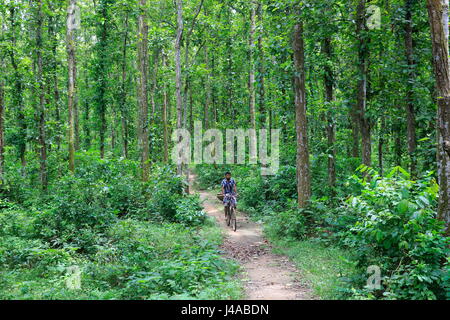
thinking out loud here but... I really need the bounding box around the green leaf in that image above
[397,200,410,214]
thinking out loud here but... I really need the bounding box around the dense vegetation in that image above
[0,0,449,300]
[0,153,242,299]
[196,164,449,299]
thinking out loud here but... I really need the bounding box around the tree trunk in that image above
[356,0,371,168]
[378,117,385,176]
[212,50,217,125]
[204,45,211,129]
[394,122,402,166]
[75,94,80,151]
[183,79,189,128]
[189,89,193,134]
[9,6,26,170]
[292,22,311,208]
[404,0,417,177]
[66,0,77,173]
[226,24,233,123]
[427,0,450,235]
[249,1,257,130]
[111,109,116,151]
[182,0,203,131]
[175,0,184,175]
[137,0,150,181]
[0,58,4,183]
[83,97,91,149]
[178,0,192,192]
[323,37,336,193]
[162,52,169,163]
[96,0,109,159]
[36,0,47,190]
[257,1,266,127]
[120,12,129,159]
[49,13,61,151]
[150,47,160,121]
[350,105,360,158]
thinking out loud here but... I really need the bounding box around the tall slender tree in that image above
[356,0,371,168]
[48,9,62,151]
[137,0,150,181]
[8,5,26,170]
[256,1,266,128]
[119,11,129,159]
[182,0,204,130]
[204,44,211,129]
[94,0,112,159]
[427,0,450,235]
[66,0,78,173]
[150,47,160,120]
[249,0,257,130]
[404,0,417,176]
[0,55,4,182]
[293,21,311,208]
[35,0,47,189]
[323,36,336,193]
[175,0,184,175]
[162,51,169,163]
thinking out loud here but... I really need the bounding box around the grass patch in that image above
[0,162,246,300]
[269,237,354,300]
[0,216,245,300]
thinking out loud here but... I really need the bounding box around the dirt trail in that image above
[190,176,314,300]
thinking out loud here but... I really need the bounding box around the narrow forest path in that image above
[189,174,315,300]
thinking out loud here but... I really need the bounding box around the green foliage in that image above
[0,155,242,300]
[195,164,223,190]
[270,238,355,300]
[34,175,116,245]
[1,0,448,302]
[196,164,449,300]
[143,166,208,226]
[174,195,207,227]
[341,168,449,299]
[265,207,307,241]
[237,172,266,212]
[0,220,242,300]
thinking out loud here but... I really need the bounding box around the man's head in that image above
[225,171,231,180]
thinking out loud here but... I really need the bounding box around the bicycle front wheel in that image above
[231,208,237,232]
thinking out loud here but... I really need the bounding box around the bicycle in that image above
[223,193,237,232]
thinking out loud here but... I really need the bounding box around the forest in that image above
[0,0,449,301]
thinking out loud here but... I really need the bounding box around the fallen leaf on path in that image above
[220,239,270,262]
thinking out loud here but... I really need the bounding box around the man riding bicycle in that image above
[221,171,237,218]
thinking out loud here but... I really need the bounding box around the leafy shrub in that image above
[0,205,36,238]
[195,164,224,189]
[0,235,76,272]
[195,163,449,300]
[33,175,117,246]
[342,167,449,299]
[29,155,150,249]
[123,249,235,299]
[74,155,145,216]
[264,199,346,243]
[104,220,240,299]
[0,161,37,204]
[148,187,181,221]
[146,166,185,221]
[265,165,297,204]
[0,220,242,300]
[265,206,307,240]
[0,155,242,300]
[175,195,207,226]
[236,171,266,211]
